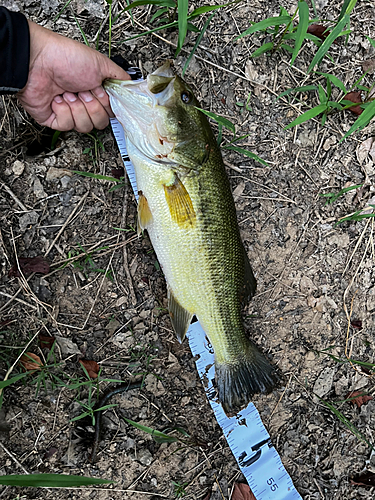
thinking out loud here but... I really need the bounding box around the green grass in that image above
[0,474,112,487]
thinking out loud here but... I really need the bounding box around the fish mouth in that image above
[104,66,177,162]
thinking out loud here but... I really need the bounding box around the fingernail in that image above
[80,91,93,103]
[54,95,63,104]
[93,86,105,98]
[64,93,77,103]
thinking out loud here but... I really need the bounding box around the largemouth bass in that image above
[104,62,278,411]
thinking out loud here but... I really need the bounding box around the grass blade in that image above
[223,145,268,166]
[251,42,274,58]
[120,19,178,41]
[73,171,120,183]
[176,0,189,56]
[338,0,358,21]
[277,85,318,99]
[291,0,309,66]
[236,15,291,40]
[0,474,112,487]
[195,108,235,134]
[71,12,90,46]
[0,373,28,389]
[340,99,375,142]
[307,14,349,72]
[190,4,225,18]
[123,417,179,443]
[315,72,347,93]
[317,396,374,450]
[183,12,215,77]
[285,103,327,129]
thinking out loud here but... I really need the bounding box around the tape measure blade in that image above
[110,118,138,200]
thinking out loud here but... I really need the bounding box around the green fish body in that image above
[104,62,278,411]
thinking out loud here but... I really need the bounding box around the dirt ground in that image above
[1,0,375,499]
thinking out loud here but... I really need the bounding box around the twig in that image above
[0,181,28,211]
[0,441,29,475]
[44,191,89,257]
[0,290,38,310]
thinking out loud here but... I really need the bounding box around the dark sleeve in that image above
[0,7,30,95]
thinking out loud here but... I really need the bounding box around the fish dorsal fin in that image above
[163,174,196,228]
[137,191,153,235]
[168,286,193,343]
[240,248,257,304]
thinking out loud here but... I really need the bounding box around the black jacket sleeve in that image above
[0,7,30,95]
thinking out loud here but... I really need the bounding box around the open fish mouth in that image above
[104,63,178,162]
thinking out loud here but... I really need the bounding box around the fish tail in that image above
[215,344,279,412]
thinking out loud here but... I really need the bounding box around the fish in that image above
[104,62,279,411]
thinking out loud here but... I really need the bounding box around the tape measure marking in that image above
[109,115,302,500]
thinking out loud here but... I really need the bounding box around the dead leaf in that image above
[8,256,50,278]
[307,24,330,41]
[202,490,211,500]
[362,59,375,73]
[356,137,375,165]
[232,483,256,500]
[79,359,100,379]
[111,167,124,179]
[346,391,373,408]
[20,352,43,372]
[345,92,363,116]
[39,334,56,350]
[350,319,362,330]
[351,471,375,486]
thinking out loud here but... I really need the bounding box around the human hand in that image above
[17,21,131,133]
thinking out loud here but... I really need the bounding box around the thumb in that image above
[98,54,132,82]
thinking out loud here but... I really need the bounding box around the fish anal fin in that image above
[168,287,193,343]
[137,191,153,235]
[240,248,257,304]
[164,175,196,228]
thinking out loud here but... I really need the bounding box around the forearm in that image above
[0,7,30,95]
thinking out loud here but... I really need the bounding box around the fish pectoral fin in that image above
[240,248,257,304]
[163,174,196,228]
[168,287,193,343]
[137,191,153,235]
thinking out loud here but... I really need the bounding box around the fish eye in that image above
[181,91,192,104]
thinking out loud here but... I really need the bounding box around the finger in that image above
[78,90,111,129]
[45,95,75,131]
[92,86,114,118]
[63,92,94,133]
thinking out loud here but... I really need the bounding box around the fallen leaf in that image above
[350,319,362,329]
[346,390,373,408]
[111,167,125,179]
[39,334,56,350]
[8,256,50,277]
[202,490,211,500]
[307,24,330,41]
[356,137,375,165]
[362,59,375,73]
[20,352,43,372]
[79,359,100,379]
[43,446,58,460]
[232,483,256,500]
[344,92,363,116]
[351,471,375,486]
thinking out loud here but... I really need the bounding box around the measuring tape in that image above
[110,102,302,500]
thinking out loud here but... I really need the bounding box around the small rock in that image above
[313,367,335,400]
[137,448,153,466]
[12,160,25,177]
[111,331,134,349]
[60,175,71,189]
[46,167,72,182]
[19,211,39,231]
[145,374,166,396]
[106,318,121,336]
[54,336,81,355]
[33,178,47,199]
